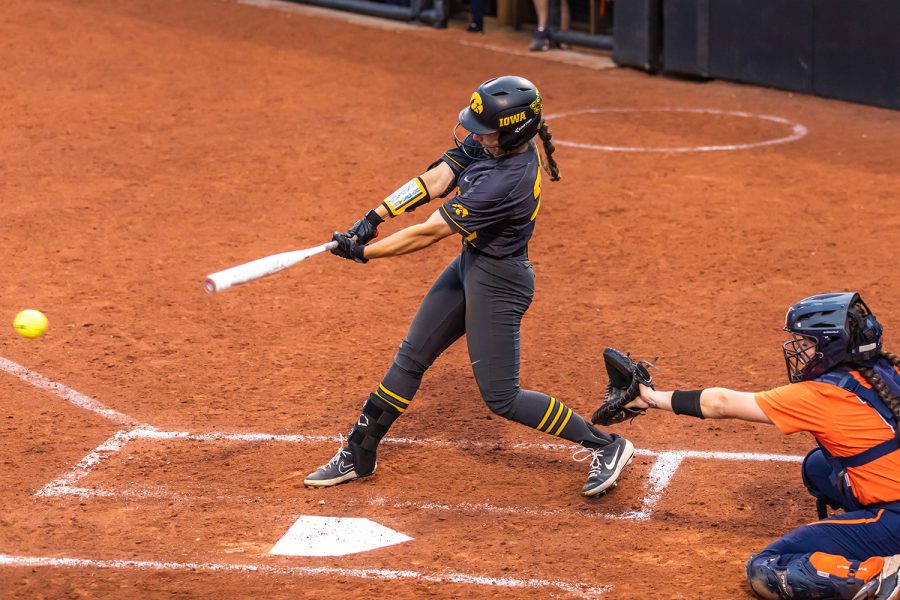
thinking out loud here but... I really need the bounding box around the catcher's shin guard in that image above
[347,393,401,477]
[746,552,884,600]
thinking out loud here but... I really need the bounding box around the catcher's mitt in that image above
[591,347,655,426]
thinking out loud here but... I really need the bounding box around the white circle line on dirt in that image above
[544,108,809,152]
[0,553,612,598]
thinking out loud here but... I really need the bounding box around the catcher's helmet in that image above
[457,76,543,152]
[782,292,883,382]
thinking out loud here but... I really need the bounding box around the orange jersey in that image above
[755,368,900,506]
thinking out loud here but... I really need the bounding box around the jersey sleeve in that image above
[439,178,510,240]
[426,135,484,197]
[754,382,830,436]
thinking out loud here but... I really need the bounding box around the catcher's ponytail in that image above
[537,120,561,182]
[857,351,900,422]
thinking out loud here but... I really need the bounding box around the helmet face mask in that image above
[781,292,883,382]
[453,123,493,160]
[456,75,543,154]
[782,334,823,383]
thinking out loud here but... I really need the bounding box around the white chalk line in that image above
[127,429,805,463]
[6,354,800,521]
[0,357,145,426]
[0,553,611,598]
[35,429,147,498]
[37,432,801,524]
[7,359,790,592]
[361,497,645,522]
[545,108,809,153]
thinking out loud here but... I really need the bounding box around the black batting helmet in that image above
[458,76,543,151]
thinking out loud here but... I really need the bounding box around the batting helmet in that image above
[457,76,543,152]
[782,292,883,382]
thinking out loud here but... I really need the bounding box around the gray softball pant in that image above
[375,245,611,448]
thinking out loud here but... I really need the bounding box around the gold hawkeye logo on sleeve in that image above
[452,202,469,217]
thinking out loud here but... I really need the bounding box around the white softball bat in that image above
[204,241,337,294]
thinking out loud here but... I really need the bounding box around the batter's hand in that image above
[347,210,384,244]
[331,232,368,263]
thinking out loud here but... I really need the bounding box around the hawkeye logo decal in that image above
[499,111,526,128]
[530,90,542,115]
[470,92,483,114]
[452,202,469,218]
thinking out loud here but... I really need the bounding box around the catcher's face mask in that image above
[782,334,820,383]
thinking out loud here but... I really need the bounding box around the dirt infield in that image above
[2,1,899,598]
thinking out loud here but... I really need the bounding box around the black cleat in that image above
[529,28,551,52]
[575,435,635,497]
[304,435,375,488]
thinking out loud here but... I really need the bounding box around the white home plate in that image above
[269,516,413,557]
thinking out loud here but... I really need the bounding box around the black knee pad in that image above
[746,552,873,600]
[747,553,788,600]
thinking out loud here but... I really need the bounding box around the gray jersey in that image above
[438,143,542,259]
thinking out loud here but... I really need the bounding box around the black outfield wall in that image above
[812,0,900,110]
[616,0,900,110]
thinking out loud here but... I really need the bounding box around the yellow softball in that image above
[13,309,49,339]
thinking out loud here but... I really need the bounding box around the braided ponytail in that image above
[537,120,560,182]
[857,351,900,422]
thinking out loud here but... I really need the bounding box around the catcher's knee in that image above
[746,552,880,600]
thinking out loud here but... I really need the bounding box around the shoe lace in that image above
[572,448,604,477]
[323,432,347,468]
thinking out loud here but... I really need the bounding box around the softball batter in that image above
[305,75,635,496]
[626,292,900,599]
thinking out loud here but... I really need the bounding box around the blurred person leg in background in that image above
[529,0,569,51]
[467,0,484,32]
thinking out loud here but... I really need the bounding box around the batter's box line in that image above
[36,427,802,521]
[0,357,147,428]
[0,354,801,518]
[0,552,611,599]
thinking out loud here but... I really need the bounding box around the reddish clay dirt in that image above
[1,1,899,598]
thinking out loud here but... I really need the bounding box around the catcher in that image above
[304,76,635,497]
[594,292,900,600]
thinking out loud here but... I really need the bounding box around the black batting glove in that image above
[346,210,384,245]
[331,232,368,263]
